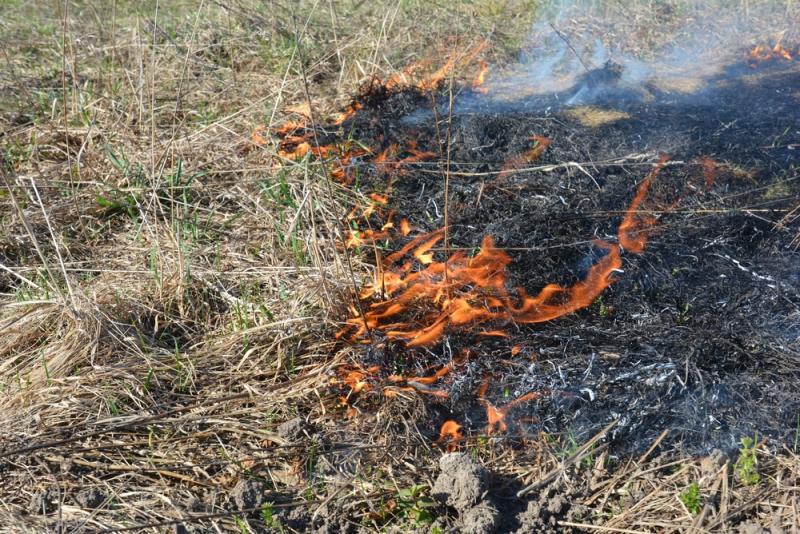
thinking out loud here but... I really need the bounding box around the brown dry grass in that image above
[1,1,798,532]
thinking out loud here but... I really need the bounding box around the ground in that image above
[1,1,799,533]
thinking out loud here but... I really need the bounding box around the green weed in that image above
[260,502,283,532]
[679,481,701,515]
[734,435,760,486]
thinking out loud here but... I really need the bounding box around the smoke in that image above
[446,0,800,116]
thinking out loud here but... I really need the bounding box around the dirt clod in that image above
[277,417,309,442]
[231,479,267,511]
[461,502,500,534]
[432,453,490,513]
[28,489,57,515]
[700,448,729,479]
[74,487,106,509]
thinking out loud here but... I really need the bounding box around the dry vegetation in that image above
[1,1,798,532]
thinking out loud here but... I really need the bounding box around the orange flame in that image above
[379,40,489,94]
[331,102,363,125]
[472,60,490,94]
[698,156,720,191]
[285,102,312,118]
[438,420,463,451]
[340,365,381,394]
[496,136,551,182]
[618,155,669,254]
[478,379,542,434]
[340,154,681,347]
[341,230,622,346]
[747,39,796,66]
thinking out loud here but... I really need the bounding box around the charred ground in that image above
[329,57,800,454]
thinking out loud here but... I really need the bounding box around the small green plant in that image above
[679,481,701,515]
[260,502,283,532]
[395,484,436,527]
[552,430,595,469]
[734,434,760,486]
[105,396,121,416]
[233,515,248,534]
[172,343,192,394]
[594,296,610,317]
[142,368,154,394]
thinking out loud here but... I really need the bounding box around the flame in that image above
[698,156,719,191]
[369,193,389,204]
[341,230,622,346]
[477,379,541,434]
[438,420,463,451]
[496,136,551,182]
[618,155,669,254]
[251,125,269,146]
[747,39,796,66]
[472,60,490,94]
[379,40,489,94]
[285,102,312,118]
[331,102,362,125]
[340,365,380,394]
[340,155,682,347]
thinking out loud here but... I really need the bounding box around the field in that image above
[1,1,799,532]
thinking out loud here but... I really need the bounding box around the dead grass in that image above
[563,106,631,128]
[1,0,798,532]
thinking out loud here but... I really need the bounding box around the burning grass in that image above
[1,1,800,533]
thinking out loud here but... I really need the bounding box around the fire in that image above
[496,135,551,182]
[340,229,623,346]
[438,420,463,451]
[340,365,381,394]
[340,156,679,347]
[747,39,796,66]
[285,102,312,118]
[331,102,362,125]
[618,154,669,253]
[416,41,488,92]
[698,156,720,191]
[477,380,542,434]
[472,60,490,94]
[366,40,489,95]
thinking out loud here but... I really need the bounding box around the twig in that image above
[549,23,592,73]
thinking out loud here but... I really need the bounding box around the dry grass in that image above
[1,1,798,532]
[563,106,631,128]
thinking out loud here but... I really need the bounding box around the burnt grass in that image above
[332,58,800,456]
